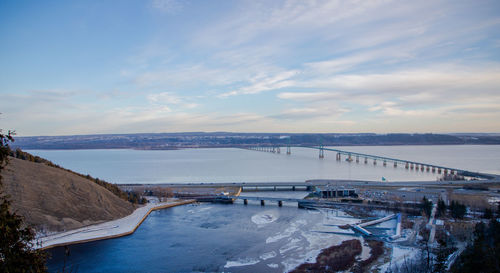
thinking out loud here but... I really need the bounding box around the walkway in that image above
[37,199,195,250]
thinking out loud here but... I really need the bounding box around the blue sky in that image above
[1,0,500,136]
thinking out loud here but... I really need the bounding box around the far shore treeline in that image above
[11,132,500,150]
[8,148,146,205]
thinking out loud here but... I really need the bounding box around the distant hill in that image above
[2,157,135,233]
[10,132,500,150]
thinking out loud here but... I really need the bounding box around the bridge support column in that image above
[244,199,248,205]
[356,156,359,163]
[277,147,280,154]
[432,167,435,173]
[438,168,441,174]
[261,200,265,206]
[336,153,341,161]
[364,157,368,164]
[278,200,283,207]
[426,166,430,172]
[405,162,409,169]
[319,147,325,159]
[383,160,387,166]
[274,186,277,191]
[286,145,291,155]
[292,186,296,191]
[373,159,377,165]
[394,161,397,168]
[420,165,424,172]
[410,164,414,170]
[444,169,448,175]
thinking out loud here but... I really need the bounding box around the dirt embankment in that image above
[2,157,135,233]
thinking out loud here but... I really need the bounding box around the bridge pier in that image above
[432,167,435,173]
[244,199,248,205]
[383,160,387,167]
[410,163,414,170]
[356,156,359,163]
[276,147,280,154]
[286,145,291,155]
[364,157,368,164]
[274,186,277,191]
[438,168,441,174]
[394,161,397,168]
[319,147,325,158]
[336,153,341,161]
[373,159,377,165]
[426,166,430,172]
[292,186,296,191]
[261,200,265,206]
[420,165,424,172]
[405,162,409,169]
[278,200,283,207]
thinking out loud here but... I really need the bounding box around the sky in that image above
[1,0,500,136]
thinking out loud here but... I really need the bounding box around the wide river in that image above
[28,145,500,184]
[29,145,499,272]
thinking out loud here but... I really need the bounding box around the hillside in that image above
[2,157,135,233]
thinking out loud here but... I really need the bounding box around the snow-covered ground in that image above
[37,199,194,249]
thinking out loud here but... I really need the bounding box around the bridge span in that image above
[244,145,496,180]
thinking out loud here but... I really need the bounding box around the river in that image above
[30,145,499,272]
[26,145,500,185]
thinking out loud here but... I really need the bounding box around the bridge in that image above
[244,145,496,180]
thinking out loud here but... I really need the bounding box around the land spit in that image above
[37,199,195,250]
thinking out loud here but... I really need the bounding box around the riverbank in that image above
[37,199,195,250]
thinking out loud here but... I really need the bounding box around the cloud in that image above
[147,92,200,110]
[150,0,183,14]
[219,70,299,97]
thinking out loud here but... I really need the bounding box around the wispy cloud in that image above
[150,0,183,14]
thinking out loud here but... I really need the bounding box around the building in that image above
[316,185,357,198]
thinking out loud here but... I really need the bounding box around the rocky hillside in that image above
[2,157,135,233]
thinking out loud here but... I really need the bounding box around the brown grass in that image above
[448,192,492,210]
[2,157,135,232]
[291,239,362,273]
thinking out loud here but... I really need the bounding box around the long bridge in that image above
[244,145,496,180]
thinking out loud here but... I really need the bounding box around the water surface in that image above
[27,145,500,184]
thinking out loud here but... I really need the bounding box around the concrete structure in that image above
[317,185,356,198]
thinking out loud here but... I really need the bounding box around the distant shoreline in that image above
[19,143,500,151]
[12,132,500,150]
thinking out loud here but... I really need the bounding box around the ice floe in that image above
[251,210,279,226]
[224,258,260,268]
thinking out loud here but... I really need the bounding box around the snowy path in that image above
[37,199,195,249]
